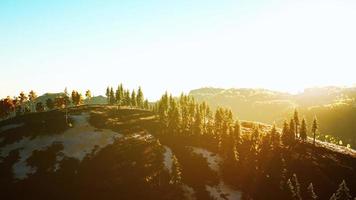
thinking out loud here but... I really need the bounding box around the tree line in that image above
[281,109,319,146]
[285,174,353,200]
[0,84,150,120]
[105,84,149,109]
[0,88,92,120]
[153,93,322,160]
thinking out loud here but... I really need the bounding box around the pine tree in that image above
[19,91,27,103]
[329,194,337,200]
[206,119,214,136]
[8,97,18,117]
[307,183,318,200]
[214,108,224,135]
[114,84,124,106]
[205,105,211,134]
[170,155,182,185]
[225,109,234,128]
[199,102,208,134]
[179,93,189,131]
[250,125,260,156]
[281,121,290,145]
[124,89,130,106]
[219,122,230,154]
[287,179,296,199]
[270,123,280,149]
[0,97,15,119]
[77,92,83,105]
[300,118,307,141]
[187,97,196,133]
[85,90,92,103]
[71,90,79,105]
[28,90,37,112]
[106,86,110,104]
[119,84,124,98]
[77,91,82,105]
[225,128,238,164]
[215,108,227,151]
[115,85,123,105]
[136,86,144,108]
[334,180,352,200]
[294,109,300,139]
[215,108,227,150]
[109,87,115,105]
[261,131,272,154]
[251,125,260,142]
[158,92,169,127]
[144,99,149,110]
[289,118,296,143]
[292,174,302,200]
[280,158,288,191]
[233,120,242,146]
[63,87,70,124]
[131,90,137,107]
[312,117,318,146]
[192,105,202,135]
[167,99,181,134]
[18,91,28,113]
[287,174,302,200]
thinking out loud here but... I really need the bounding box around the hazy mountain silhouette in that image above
[190,86,356,147]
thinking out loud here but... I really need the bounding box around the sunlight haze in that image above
[1,0,355,100]
[1,1,356,199]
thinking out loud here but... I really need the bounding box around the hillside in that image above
[0,106,355,200]
[36,93,107,105]
[190,87,356,148]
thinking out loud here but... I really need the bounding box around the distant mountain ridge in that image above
[189,86,356,147]
[190,86,356,106]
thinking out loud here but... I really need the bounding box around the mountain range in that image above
[189,86,356,148]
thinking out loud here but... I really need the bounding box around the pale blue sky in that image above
[1,0,356,100]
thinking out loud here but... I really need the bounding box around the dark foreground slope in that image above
[0,106,355,200]
[0,106,182,200]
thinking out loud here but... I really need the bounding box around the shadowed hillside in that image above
[1,105,355,200]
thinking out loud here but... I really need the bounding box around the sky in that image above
[1,0,356,100]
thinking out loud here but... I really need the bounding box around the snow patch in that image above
[130,133,154,141]
[163,146,197,200]
[190,147,242,200]
[206,182,242,200]
[307,137,356,157]
[163,146,173,174]
[182,184,196,200]
[191,147,222,172]
[0,113,121,180]
[0,123,24,133]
